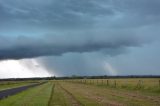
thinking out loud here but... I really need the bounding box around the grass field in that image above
[0,78,159,106]
[0,82,53,106]
[65,78,160,93]
[0,81,41,91]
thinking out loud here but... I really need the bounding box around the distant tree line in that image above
[0,75,160,81]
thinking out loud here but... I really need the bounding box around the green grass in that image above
[0,82,53,106]
[48,83,69,106]
[59,82,104,106]
[49,82,99,106]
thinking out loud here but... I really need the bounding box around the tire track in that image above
[59,84,84,106]
[61,82,123,106]
[48,83,55,106]
[63,82,159,106]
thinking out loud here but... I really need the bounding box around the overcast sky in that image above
[0,0,160,78]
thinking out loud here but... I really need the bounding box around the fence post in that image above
[159,80,160,87]
[114,80,117,88]
[107,80,109,86]
[137,80,142,88]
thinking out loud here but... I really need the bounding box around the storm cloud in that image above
[0,32,148,60]
[0,0,160,77]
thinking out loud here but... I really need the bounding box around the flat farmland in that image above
[0,78,159,106]
[59,78,160,106]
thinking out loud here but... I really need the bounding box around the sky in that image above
[0,0,160,78]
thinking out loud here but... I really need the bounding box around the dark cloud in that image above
[0,0,159,60]
[1,0,160,30]
[0,33,144,60]
[0,0,114,29]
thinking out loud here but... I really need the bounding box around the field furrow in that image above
[59,81,160,106]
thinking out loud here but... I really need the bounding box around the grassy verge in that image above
[0,82,53,106]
